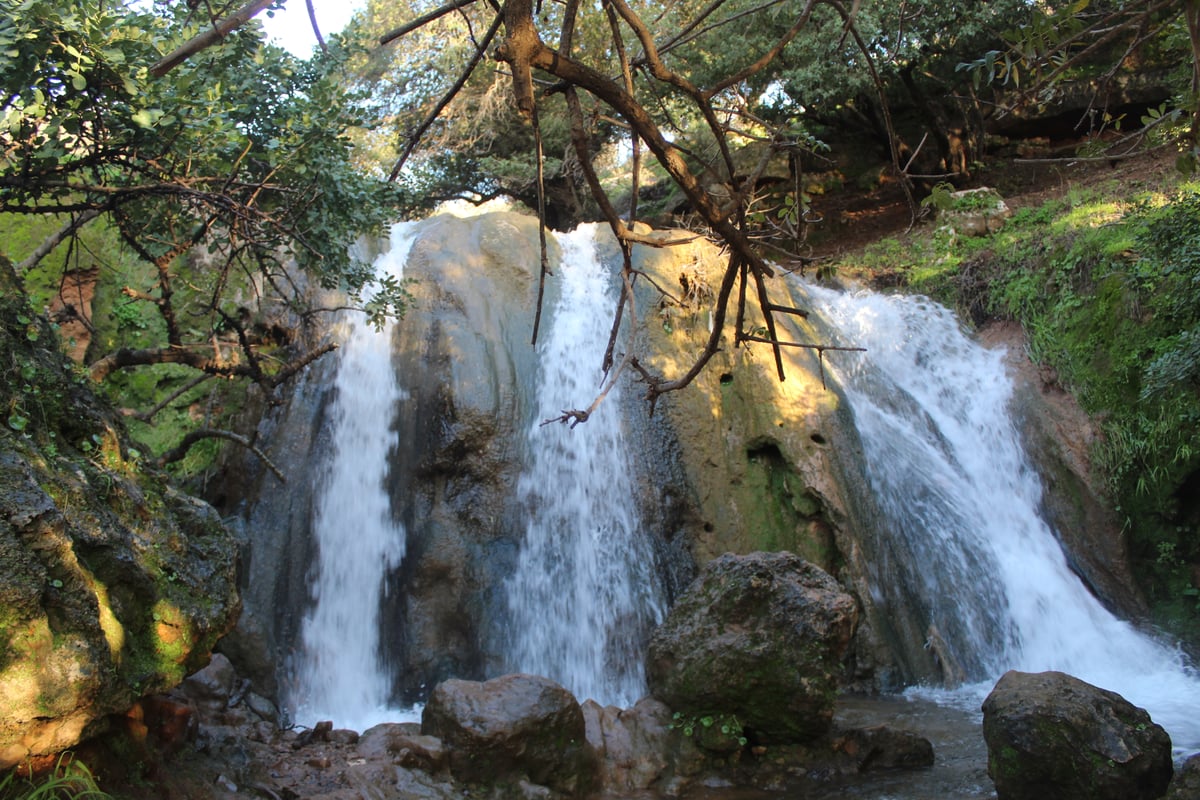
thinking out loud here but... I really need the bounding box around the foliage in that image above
[669,710,749,748]
[960,0,1200,165]
[0,0,404,469]
[0,755,111,799]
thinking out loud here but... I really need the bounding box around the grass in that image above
[0,756,112,800]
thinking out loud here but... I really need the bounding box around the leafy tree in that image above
[0,0,403,468]
[962,0,1200,168]
[7,0,1197,431]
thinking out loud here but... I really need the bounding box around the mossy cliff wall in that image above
[0,258,239,768]
[613,231,897,681]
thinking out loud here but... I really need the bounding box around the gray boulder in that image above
[982,670,1173,800]
[582,697,694,793]
[421,673,594,796]
[646,551,858,743]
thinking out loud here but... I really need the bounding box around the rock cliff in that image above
[0,259,239,768]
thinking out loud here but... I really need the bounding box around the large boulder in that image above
[421,673,594,796]
[646,551,858,743]
[0,259,239,768]
[981,670,1173,800]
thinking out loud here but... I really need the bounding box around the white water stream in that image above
[289,223,419,731]
[807,284,1200,753]
[504,225,666,707]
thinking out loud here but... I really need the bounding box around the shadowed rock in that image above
[982,670,1172,800]
[421,673,594,796]
[646,551,858,744]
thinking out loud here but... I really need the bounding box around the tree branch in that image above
[151,0,276,77]
[379,0,484,45]
[157,427,286,483]
[16,209,103,275]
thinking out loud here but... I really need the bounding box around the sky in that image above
[259,0,367,57]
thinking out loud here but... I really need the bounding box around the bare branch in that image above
[121,374,215,423]
[304,0,328,53]
[388,10,503,180]
[16,209,103,275]
[379,0,484,45]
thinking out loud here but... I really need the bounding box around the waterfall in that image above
[504,225,666,707]
[289,223,419,731]
[806,285,1200,752]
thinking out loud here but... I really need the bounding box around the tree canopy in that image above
[2,0,1197,456]
[1,0,406,469]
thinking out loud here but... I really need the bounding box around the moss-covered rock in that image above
[0,257,239,768]
[982,670,1173,800]
[646,551,858,744]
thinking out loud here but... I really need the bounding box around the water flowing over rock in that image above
[220,206,1195,755]
[0,259,239,768]
[1166,754,1200,799]
[646,551,858,744]
[421,673,594,796]
[982,670,1173,800]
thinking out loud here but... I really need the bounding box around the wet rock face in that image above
[982,670,1173,800]
[0,259,239,769]
[646,551,858,744]
[421,673,594,796]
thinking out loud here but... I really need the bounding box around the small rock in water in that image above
[214,774,238,792]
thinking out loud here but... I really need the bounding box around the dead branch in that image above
[739,336,866,388]
[304,0,327,53]
[16,209,103,275]
[387,10,503,181]
[120,373,215,423]
[379,0,484,45]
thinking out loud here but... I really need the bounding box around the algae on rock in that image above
[0,257,239,769]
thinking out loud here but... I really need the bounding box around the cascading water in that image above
[504,225,666,707]
[288,223,419,731]
[806,284,1200,752]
